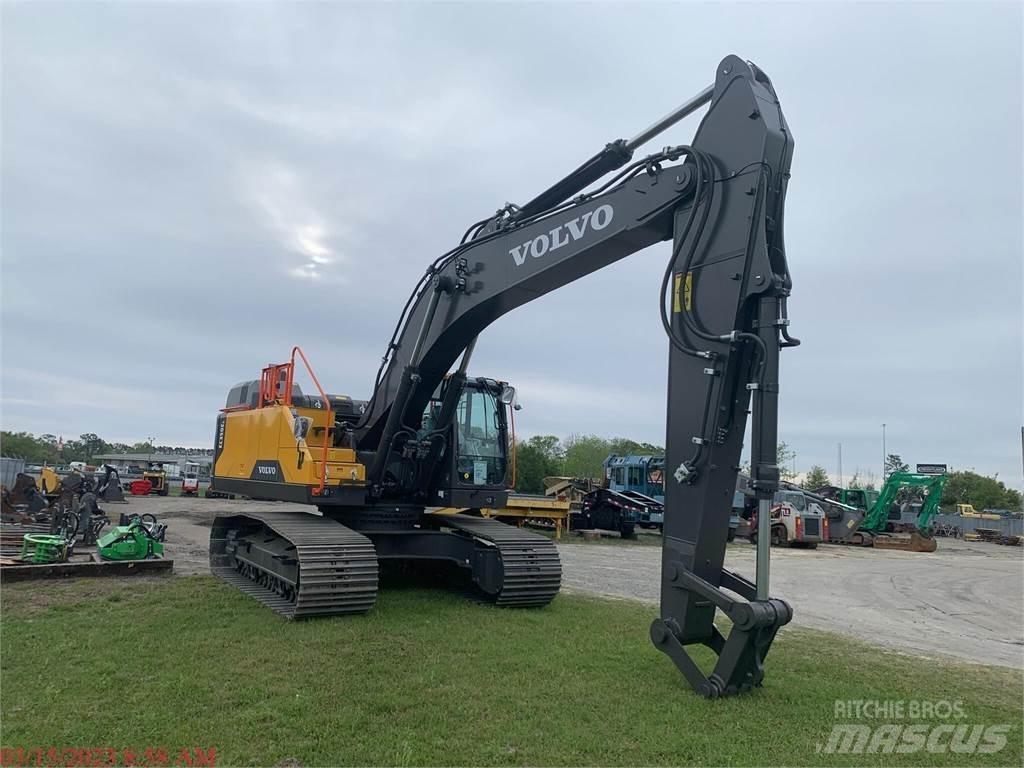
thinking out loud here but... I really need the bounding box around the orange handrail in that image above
[290,346,332,497]
[252,347,333,497]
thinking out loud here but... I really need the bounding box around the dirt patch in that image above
[104,494,311,575]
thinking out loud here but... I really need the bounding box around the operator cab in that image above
[422,377,513,508]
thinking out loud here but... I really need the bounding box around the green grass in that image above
[1,577,1021,767]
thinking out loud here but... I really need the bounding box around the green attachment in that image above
[97,521,165,561]
[21,534,70,564]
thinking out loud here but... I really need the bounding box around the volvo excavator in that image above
[210,55,797,698]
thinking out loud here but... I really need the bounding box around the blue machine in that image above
[605,454,740,538]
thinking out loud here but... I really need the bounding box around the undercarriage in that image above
[209,509,561,618]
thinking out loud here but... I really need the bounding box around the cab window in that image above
[455,387,507,485]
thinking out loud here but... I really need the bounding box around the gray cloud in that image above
[2,2,1021,487]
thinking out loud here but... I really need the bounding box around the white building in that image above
[92,452,213,479]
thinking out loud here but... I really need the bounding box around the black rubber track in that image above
[210,511,378,619]
[438,514,562,607]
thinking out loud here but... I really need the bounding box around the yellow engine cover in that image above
[214,404,366,489]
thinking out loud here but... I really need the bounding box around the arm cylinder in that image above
[625,85,713,152]
[512,84,713,223]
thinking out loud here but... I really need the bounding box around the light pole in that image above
[881,423,887,480]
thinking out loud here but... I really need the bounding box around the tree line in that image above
[0,431,212,465]
[5,429,1019,512]
[513,434,664,494]
[515,438,1022,513]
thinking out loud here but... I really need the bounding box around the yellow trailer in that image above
[431,494,571,539]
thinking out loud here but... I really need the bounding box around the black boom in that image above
[357,55,797,697]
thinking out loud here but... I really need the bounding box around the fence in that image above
[0,457,26,488]
[930,513,1023,537]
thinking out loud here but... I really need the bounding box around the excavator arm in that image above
[351,55,798,697]
[864,472,949,533]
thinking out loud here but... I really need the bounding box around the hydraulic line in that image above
[658,150,777,475]
[360,144,698,436]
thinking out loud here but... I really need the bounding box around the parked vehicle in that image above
[745,488,824,548]
[181,461,201,497]
[619,490,664,528]
[573,488,644,538]
[142,464,169,496]
[604,453,739,537]
[817,472,945,551]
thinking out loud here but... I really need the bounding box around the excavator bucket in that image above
[7,474,50,514]
[98,483,125,503]
[872,530,937,553]
[95,466,126,502]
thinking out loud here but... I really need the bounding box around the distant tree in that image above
[847,470,877,491]
[941,470,1022,512]
[60,438,89,463]
[562,434,611,479]
[608,437,664,456]
[801,465,830,490]
[512,435,564,494]
[1008,488,1023,512]
[884,453,910,478]
[739,442,795,478]
[0,431,57,463]
[130,441,156,455]
[77,433,110,461]
[777,442,797,481]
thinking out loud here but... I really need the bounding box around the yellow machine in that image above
[39,467,62,496]
[955,503,1001,520]
[209,349,559,620]
[142,467,169,496]
[208,56,802,698]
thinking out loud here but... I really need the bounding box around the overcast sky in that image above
[2,2,1021,488]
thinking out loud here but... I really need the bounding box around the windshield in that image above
[774,490,807,511]
[455,387,507,485]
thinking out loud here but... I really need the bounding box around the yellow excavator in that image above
[210,55,798,698]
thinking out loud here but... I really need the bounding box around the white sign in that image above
[473,461,488,485]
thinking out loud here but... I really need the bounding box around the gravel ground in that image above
[123,495,1023,668]
[559,535,1024,668]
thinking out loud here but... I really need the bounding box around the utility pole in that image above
[881,423,887,480]
[838,442,843,489]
